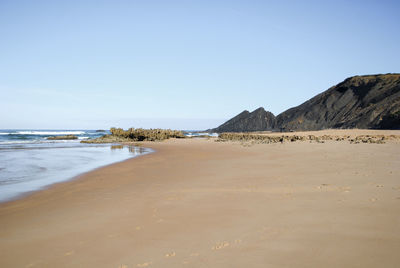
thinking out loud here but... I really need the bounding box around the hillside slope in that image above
[211,74,400,132]
[276,74,400,131]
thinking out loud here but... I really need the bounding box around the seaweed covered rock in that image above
[82,128,185,143]
[216,132,400,144]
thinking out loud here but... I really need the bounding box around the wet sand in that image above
[1,130,400,267]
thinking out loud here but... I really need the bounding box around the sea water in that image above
[0,130,151,202]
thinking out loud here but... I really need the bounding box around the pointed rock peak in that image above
[250,107,275,117]
[237,110,250,116]
[251,107,266,113]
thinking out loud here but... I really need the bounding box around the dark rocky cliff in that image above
[211,74,400,132]
[212,107,276,133]
[276,74,400,131]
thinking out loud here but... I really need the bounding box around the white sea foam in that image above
[16,131,85,135]
[0,139,81,145]
[0,140,38,145]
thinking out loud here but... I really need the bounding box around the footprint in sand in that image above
[64,251,74,256]
[212,241,230,250]
[135,226,142,230]
[284,192,293,199]
[137,262,152,267]
[259,226,283,239]
[340,186,351,193]
[190,253,200,257]
[166,195,181,201]
[165,252,176,258]
[376,185,384,188]
[118,265,128,268]
[152,208,158,218]
[26,262,40,268]
[317,184,331,190]
[370,198,378,202]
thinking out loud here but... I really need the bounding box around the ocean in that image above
[0,129,151,202]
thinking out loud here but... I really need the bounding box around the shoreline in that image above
[1,130,400,267]
[0,144,153,205]
[0,143,160,209]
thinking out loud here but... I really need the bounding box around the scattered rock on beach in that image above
[217,132,400,145]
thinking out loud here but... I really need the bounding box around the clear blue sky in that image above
[1,0,399,130]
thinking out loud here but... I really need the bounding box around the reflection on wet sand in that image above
[110,144,147,154]
[110,145,124,150]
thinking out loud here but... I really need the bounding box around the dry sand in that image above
[1,130,400,267]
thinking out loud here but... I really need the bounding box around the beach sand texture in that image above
[1,130,400,267]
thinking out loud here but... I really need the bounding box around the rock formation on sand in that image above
[211,74,400,132]
[82,128,185,143]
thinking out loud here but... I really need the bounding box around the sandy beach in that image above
[1,130,400,268]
